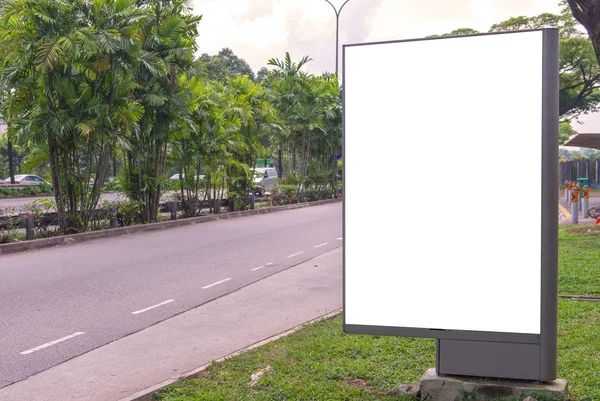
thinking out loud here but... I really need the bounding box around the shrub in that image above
[21,199,58,237]
[0,206,20,243]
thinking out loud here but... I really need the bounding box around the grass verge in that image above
[155,299,600,401]
[559,226,600,296]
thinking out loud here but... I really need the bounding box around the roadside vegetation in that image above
[155,298,600,401]
[559,226,600,296]
[0,182,52,197]
[0,0,342,237]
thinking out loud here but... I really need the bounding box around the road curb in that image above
[119,308,343,401]
[0,198,342,255]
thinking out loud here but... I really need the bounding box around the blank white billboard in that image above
[344,31,545,335]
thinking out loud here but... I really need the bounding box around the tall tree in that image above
[488,11,600,121]
[0,0,147,231]
[122,0,201,223]
[198,47,255,83]
[567,0,600,65]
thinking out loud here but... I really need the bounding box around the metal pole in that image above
[565,181,570,203]
[571,186,579,224]
[168,201,178,220]
[25,214,34,240]
[323,0,350,76]
[335,13,339,76]
[583,185,590,218]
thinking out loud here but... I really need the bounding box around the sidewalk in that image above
[0,248,343,401]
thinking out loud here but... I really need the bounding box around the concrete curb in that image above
[119,308,343,401]
[0,198,342,255]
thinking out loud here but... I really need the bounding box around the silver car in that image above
[252,167,277,195]
[1,174,48,185]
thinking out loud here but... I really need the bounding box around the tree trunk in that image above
[278,145,283,179]
[568,0,600,66]
[7,141,15,184]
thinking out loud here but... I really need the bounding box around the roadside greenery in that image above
[0,0,341,235]
[559,226,600,296]
[0,182,52,197]
[156,299,600,401]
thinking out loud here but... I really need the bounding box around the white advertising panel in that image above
[344,31,546,335]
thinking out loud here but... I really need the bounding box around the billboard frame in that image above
[342,29,559,381]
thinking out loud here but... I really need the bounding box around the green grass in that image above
[557,300,600,400]
[156,315,433,401]
[156,299,600,401]
[558,226,600,296]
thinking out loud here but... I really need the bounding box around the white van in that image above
[252,167,277,195]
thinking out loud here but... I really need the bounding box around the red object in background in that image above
[596,218,600,225]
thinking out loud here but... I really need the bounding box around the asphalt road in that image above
[0,192,125,209]
[0,202,342,389]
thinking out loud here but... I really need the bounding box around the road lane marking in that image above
[558,202,571,218]
[287,252,304,258]
[315,242,328,248]
[252,262,274,271]
[20,332,85,355]
[131,299,175,315]
[202,278,232,289]
[337,237,343,240]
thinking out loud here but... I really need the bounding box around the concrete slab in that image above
[420,368,568,401]
[0,248,342,401]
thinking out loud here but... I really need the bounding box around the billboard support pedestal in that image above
[419,368,568,401]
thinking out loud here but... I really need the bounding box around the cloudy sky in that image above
[190,0,564,75]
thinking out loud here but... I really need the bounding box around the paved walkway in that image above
[0,248,342,401]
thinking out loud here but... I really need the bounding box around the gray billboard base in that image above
[419,368,568,401]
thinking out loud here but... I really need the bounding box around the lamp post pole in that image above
[323,0,350,77]
[282,0,351,76]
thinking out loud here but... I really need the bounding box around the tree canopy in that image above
[0,1,341,233]
[198,47,256,83]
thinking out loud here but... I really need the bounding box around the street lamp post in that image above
[282,0,351,76]
[323,0,350,76]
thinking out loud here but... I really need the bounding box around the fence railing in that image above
[559,159,600,188]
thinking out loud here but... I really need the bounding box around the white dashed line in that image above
[287,252,304,258]
[337,237,343,240]
[131,299,175,315]
[202,278,232,289]
[251,263,273,271]
[20,332,85,355]
[315,242,328,248]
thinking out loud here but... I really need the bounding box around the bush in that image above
[0,206,20,243]
[270,185,339,206]
[0,183,53,197]
[116,199,142,226]
[21,198,59,237]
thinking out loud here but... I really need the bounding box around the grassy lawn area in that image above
[156,299,600,401]
[559,226,600,296]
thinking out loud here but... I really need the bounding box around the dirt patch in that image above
[567,225,600,234]
[347,378,377,393]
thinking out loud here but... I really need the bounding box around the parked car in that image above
[1,174,49,186]
[252,167,277,195]
[169,173,205,181]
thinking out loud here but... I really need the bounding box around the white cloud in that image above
[190,0,569,75]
